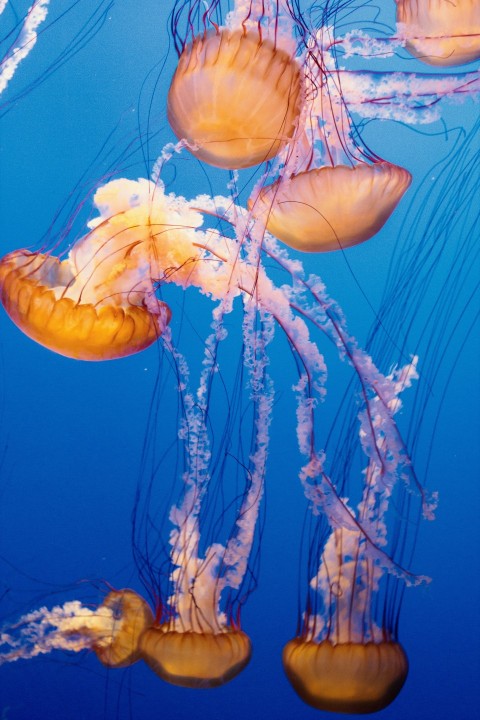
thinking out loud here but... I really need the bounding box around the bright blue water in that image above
[0,2,478,719]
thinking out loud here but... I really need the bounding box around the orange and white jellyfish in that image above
[0,589,154,670]
[247,9,479,253]
[167,0,303,168]
[396,0,480,66]
[282,357,436,713]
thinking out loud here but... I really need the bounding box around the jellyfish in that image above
[0,589,154,669]
[396,0,480,66]
[167,0,303,168]
[282,359,425,713]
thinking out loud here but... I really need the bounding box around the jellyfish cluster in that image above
[0,0,479,715]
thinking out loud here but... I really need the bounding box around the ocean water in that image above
[0,2,479,720]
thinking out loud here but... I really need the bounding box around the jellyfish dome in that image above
[93,590,154,668]
[167,0,304,170]
[283,639,408,714]
[249,162,412,253]
[140,626,251,688]
[396,0,480,66]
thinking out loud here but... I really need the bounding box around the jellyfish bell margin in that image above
[139,625,252,688]
[0,249,172,361]
[396,0,480,67]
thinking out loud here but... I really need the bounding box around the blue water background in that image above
[0,2,479,719]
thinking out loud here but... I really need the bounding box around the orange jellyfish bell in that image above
[249,161,412,253]
[0,249,171,361]
[167,28,303,169]
[396,0,480,66]
[93,590,154,668]
[283,638,408,714]
[139,624,252,688]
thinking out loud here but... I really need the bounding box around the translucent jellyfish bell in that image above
[93,590,154,668]
[249,162,412,253]
[283,640,408,713]
[167,29,303,169]
[140,626,252,688]
[0,248,171,361]
[396,0,480,66]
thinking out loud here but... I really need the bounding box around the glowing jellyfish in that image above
[167,1,303,168]
[396,0,480,66]
[282,357,430,712]
[0,590,153,669]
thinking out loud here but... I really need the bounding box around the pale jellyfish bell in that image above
[248,29,412,253]
[396,0,480,67]
[167,0,303,169]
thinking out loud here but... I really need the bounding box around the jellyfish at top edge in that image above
[396,0,480,67]
[167,0,303,169]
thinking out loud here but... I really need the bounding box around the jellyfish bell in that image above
[283,639,408,714]
[0,588,153,669]
[248,161,412,253]
[396,0,480,66]
[140,624,252,688]
[246,17,413,253]
[93,589,154,668]
[167,27,303,170]
[0,249,171,361]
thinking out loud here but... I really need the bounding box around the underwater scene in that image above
[0,1,478,719]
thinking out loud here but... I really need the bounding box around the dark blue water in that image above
[0,3,478,719]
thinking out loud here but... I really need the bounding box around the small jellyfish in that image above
[248,25,412,253]
[167,1,303,168]
[94,590,154,668]
[396,0,480,66]
[0,589,154,669]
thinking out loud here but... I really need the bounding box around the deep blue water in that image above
[0,2,479,719]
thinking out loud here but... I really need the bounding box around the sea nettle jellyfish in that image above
[0,589,154,670]
[396,0,480,66]
[167,0,303,168]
